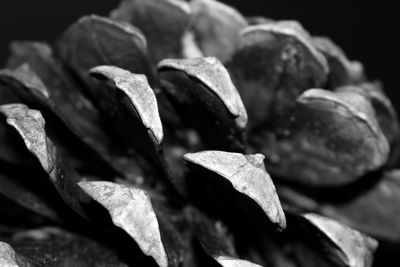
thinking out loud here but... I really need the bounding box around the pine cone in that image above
[0,0,398,266]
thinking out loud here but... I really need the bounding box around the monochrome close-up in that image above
[0,0,398,266]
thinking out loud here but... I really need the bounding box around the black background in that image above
[0,0,398,110]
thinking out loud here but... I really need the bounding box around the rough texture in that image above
[0,104,54,173]
[1,0,398,266]
[0,242,19,267]
[90,65,163,144]
[79,181,168,267]
[184,150,286,229]
[303,213,378,267]
[159,57,247,129]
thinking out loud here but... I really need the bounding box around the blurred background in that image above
[0,0,398,109]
